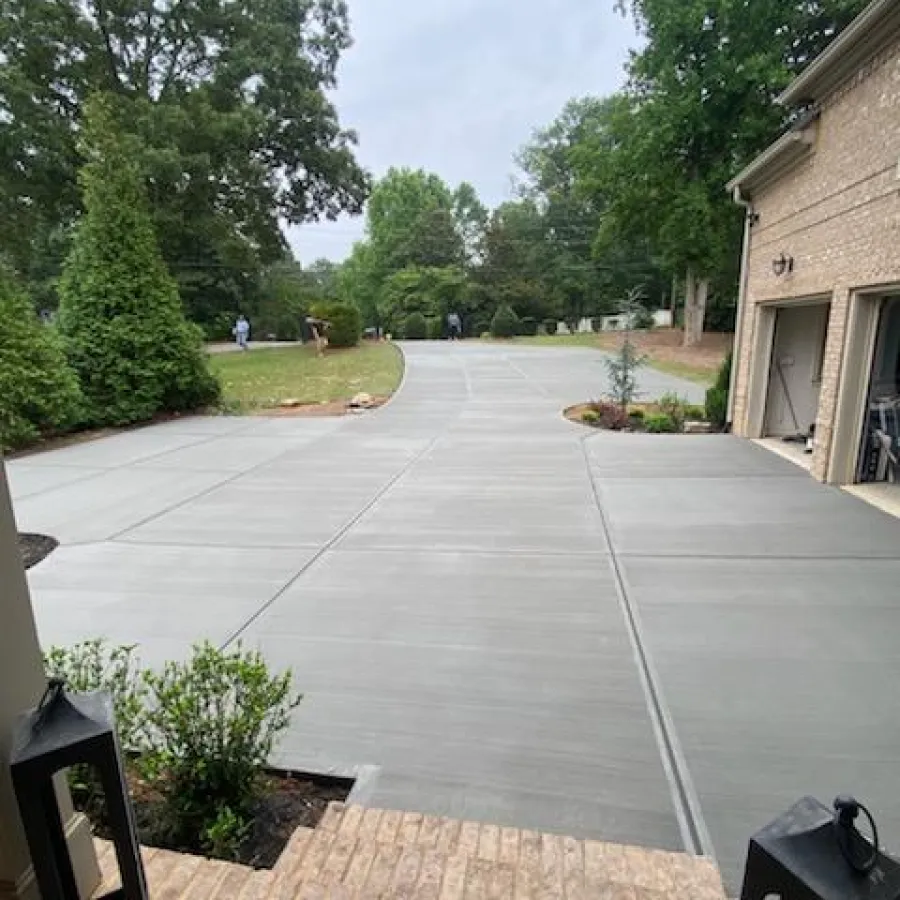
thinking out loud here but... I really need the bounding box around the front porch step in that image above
[95,803,727,899]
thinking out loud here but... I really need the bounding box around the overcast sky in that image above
[286,0,638,263]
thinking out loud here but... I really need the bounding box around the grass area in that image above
[510,329,730,386]
[210,342,404,410]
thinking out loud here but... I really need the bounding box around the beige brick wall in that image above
[733,37,900,480]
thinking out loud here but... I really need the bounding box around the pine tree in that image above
[0,269,83,451]
[58,95,219,426]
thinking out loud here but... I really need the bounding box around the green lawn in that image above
[210,342,404,410]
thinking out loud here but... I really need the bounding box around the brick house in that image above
[727,0,900,492]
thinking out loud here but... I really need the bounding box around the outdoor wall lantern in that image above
[740,795,900,899]
[773,252,795,276]
[9,678,148,900]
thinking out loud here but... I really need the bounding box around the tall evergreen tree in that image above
[58,95,219,426]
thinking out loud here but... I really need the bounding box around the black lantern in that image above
[740,795,900,899]
[9,679,148,900]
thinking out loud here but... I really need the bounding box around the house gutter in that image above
[727,186,754,427]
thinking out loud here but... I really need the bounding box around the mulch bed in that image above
[83,771,351,869]
[259,396,390,418]
[18,533,59,569]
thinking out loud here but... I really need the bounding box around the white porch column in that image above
[0,461,100,900]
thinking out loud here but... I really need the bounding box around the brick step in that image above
[94,839,272,899]
[96,805,727,899]
[273,802,726,899]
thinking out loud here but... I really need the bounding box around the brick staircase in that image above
[95,803,727,899]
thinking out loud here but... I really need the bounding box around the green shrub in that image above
[58,96,219,427]
[426,316,443,340]
[519,316,538,336]
[657,393,689,430]
[312,301,361,348]
[490,304,520,338]
[581,409,600,425]
[705,352,732,428]
[44,640,149,821]
[473,320,489,337]
[685,404,706,420]
[543,319,558,335]
[403,311,427,340]
[142,642,301,850]
[632,307,655,330]
[645,412,678,433]
[627,406,645,421]
[0,270,83,451]
[202,312,237,342]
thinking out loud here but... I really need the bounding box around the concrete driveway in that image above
[10,341,900,890]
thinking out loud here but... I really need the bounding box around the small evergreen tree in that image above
[58,95,219,426]
[490,304,520,338]
[403,312,427,340]
[0,270,83,451]
[605,287,648,408]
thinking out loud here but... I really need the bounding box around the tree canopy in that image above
[0,0,369,321]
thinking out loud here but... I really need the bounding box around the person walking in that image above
[306,314,330,357]
[447,311,462,341]
[233,314,250,350]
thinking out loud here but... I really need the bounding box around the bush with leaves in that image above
[519,316,538,336]
[311,301,360,348]
[705,351,732,429]
[656,393,690,431]
[632,307,655,330]
[44,640,148,820]
[473,320,489,337]
[605,338,646,409]
[581,409,600,426]
[142,642,301,850]
[490,304,520,338]
[0,270,83,451]
[588,400,630,431]
[57,96,219,426]
[645,412,678,433]
[403,312,427,340]
[427,317,443,340]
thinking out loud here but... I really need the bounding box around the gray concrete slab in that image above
[621,556,900,888]
[244,548,681,850]
[597,474,900,558]
[29,542,313,666]
[12,467,234,543]
[6,464,107,501]
[10,340,900,895]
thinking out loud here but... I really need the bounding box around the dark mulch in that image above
[18,533,59,569]
[83,770,352,869]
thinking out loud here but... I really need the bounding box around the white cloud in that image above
[287,0,637,262]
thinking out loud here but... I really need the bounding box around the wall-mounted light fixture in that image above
[772,253,794,277]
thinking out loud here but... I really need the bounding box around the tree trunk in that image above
[682,269,708,347]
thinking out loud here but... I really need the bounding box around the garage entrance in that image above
[857,296,900,484]
[763,303,830,444]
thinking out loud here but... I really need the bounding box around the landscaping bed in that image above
[565,397,715,434]
[82,769,351,868]
[18,532,58,569]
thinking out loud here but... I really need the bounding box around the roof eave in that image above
[779,0,900,107]
[726,121,818,198]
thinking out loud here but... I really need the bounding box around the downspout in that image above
[727,186,754,428]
